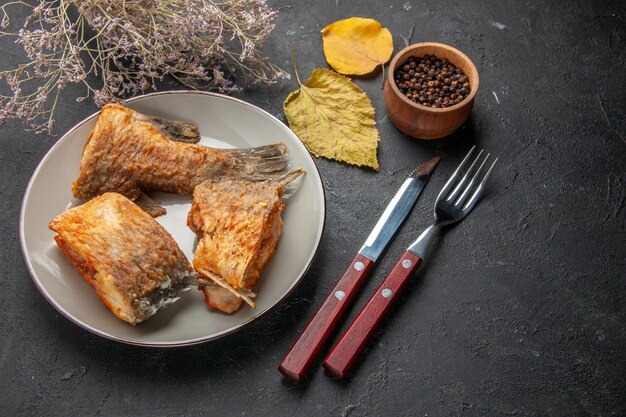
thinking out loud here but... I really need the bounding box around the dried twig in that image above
[0,0,288,134]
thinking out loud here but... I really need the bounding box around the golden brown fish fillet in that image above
[49,192,195,325]
[71,103,289,216]
[188,169,305,313]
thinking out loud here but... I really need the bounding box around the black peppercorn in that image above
[394,54,471,108]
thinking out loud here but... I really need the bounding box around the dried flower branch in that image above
[0,0,288,134]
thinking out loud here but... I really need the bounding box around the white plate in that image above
[20,91,325,346]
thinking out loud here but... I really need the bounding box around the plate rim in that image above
[19,90,326,347]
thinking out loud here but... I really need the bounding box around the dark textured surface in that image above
[1,0,625,415]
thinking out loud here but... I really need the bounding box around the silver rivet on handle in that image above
[354,261,365,271]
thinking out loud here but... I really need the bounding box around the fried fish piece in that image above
[188,169,306,313]
[71,103,289,216]
[49,192,195,325]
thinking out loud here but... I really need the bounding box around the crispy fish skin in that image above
[49,192,194,325]
[188,169,305,313]
[71,104,288,214]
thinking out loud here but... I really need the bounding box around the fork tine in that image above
[461,157,498,213]
[446,149,484,203]
[454,153,490,208]
[436,146,476,202]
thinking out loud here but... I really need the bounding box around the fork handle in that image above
[322,251,422,379]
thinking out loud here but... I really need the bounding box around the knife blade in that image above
[278,156,440,382]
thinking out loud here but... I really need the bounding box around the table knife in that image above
[278,156,440,382]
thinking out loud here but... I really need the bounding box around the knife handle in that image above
[279,253,375,382]
[322,251,422,379]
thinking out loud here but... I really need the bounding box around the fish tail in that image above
[274,167,306,188]
[228,142,291,180]
[273,167,307,199]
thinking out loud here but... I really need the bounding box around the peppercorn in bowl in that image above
[384,42,479,139]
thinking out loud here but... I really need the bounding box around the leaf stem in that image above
[291,42,303,86]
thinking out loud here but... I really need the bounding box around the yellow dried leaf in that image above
[284,68,380,171]
[321,17,393,75]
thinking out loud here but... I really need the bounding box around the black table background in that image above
[1,0,624,415]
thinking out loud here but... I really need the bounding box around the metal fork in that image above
[407,146,498,258]
[322,146,498,379]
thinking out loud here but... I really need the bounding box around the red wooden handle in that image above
[322,251,422,379]
[278,253,375,382]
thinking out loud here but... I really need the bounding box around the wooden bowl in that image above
[384,42,479,139]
